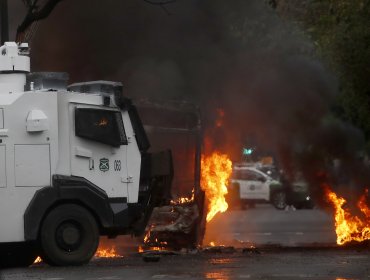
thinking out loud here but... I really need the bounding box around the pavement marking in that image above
[152,275,187,279]
[84,277,121,280]
[44,278,64,280]
[295,232,304,235]
[238,275,251,278]
[271,274,315,278]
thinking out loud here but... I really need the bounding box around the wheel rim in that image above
[273,192,286,209]
[55,220,83,252]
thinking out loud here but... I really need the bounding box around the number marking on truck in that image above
[114,160,121,171]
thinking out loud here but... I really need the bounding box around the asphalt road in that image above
[204,204,337,247]
[1,248,369,280]
[2,204,369,280]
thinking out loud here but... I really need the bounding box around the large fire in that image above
[325,186,370,245]
[201,151,232,222]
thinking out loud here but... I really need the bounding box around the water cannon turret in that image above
[0,42,30,94]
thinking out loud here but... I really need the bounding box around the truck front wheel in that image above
[40,204,99,266]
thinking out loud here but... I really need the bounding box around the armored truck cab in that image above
[0,42,172,267]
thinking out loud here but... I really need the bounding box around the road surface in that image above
[2,205,369,280]
[204,204,337,246]
[1,247,369,280]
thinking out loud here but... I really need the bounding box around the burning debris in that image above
[132,99,210,251]
[325,185,370,245]
[141,151,233,250]
[141,202,200,248]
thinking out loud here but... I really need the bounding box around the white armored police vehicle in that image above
[0,42,173,267]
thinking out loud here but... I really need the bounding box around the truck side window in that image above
[75,108,128,147]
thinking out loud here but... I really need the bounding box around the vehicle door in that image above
[238,169,268,200]
[69,105,129,199]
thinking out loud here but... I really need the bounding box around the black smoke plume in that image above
[8,0,369,204]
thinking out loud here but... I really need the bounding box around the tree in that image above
[307,1,370,153]
[272,0,370,153]
[16,0,176,42]
[17,0,64,42]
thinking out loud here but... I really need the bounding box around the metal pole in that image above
[194,109,202,191]
[0,0,9,45]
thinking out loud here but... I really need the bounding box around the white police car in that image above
[227,163,313,210]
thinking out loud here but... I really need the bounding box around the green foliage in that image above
[303,0,370,151]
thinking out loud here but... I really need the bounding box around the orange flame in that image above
[95,246,121,258]
[201,151,232,222]
[139,232,168,252]
[325,186,370,245]
[138,245,167,253]
[138,245,144,253]
[170,188,195,205]
[143,224,155,244]
[142,224,168,250]
[95,118,108,127]
[33,256,42,264]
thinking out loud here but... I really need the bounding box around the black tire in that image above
[295,204,303,210]
[271,191,287,210]
[305,200,315,209]
[40,204,99,266]
[0,242,38,268]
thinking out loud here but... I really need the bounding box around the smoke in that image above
[8,0,369,202]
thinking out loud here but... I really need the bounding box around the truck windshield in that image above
[75,108,128,147]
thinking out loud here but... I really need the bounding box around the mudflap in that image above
[132,150,174,236]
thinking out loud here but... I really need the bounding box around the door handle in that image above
[89,159,94,170]
[0,129,8,137]
[121,176,133,183]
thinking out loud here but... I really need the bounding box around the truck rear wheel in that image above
[40,204,99,266]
